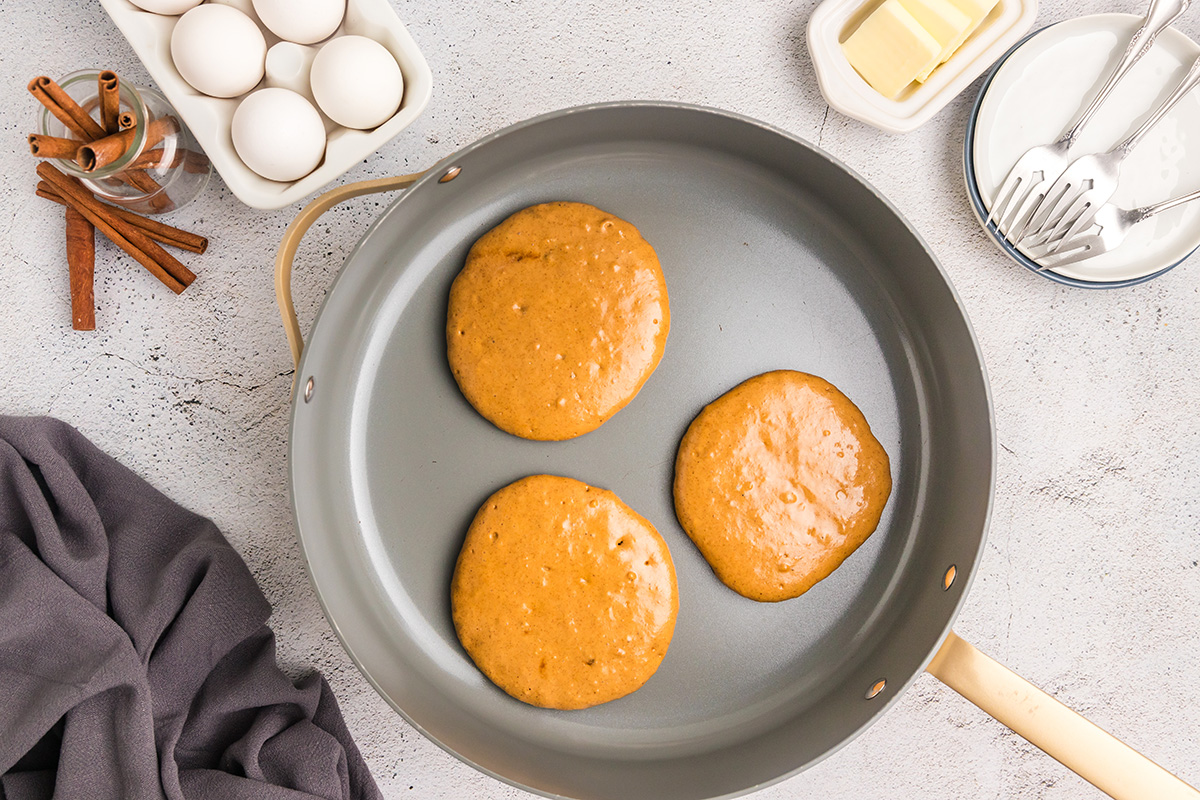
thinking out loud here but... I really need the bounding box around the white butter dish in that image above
[808,0,1037,133]
[98,0,433,209]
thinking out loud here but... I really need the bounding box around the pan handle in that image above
[275,172,424,368]
[927,631,1199,800]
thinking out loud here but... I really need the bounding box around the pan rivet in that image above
[439,166,461,183]
[304,377,315,403]
[943,565,957,591]
[866,679,886,700]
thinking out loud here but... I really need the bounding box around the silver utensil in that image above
[1022,51,1200,246]
[1023,186,1200,269]
[987,0,1192,240]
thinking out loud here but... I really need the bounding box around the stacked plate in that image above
[966,13,1200,287]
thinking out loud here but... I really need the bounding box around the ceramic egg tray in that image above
[98,0,433,209]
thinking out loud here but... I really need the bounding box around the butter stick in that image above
[938,0,1001,65]
[900,0,972,81]
[842,0,941,99]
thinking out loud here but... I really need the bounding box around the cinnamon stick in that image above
[76,117,177,172]
[37,181,208,255]
[147,115,178,147]
[182,150,210,175]
[37,163,194,293]
[28,134,82,160]
[76,128,135,172]
[119,112,136,131]
[99,71,120,134]
[65,207,96,330]
[134,172,175,213]
[121,117,181,212]
[28,76,105,141]
[125,148,181,172]
[126,147,210,175]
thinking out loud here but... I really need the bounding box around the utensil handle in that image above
[1062,0,1191,145]
[1118,52,1200,155]
[275,173,423,369]
[1136,186,1200,220]
[927,631,1200,800]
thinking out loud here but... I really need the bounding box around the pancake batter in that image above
[673,371,892,602]
[446,202,670,441]
[451,475,678,709]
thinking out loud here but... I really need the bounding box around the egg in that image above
[232,88,326,182]
[253,0,345,45]
[310,35,404,130]
[128,0,202,14]
[170,5,267,98]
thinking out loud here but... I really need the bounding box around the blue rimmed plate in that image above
[966,13,1200,287]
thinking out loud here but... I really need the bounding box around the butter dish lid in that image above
[808,0,1038,134]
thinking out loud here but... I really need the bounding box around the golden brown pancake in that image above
[673,371,892,602]
[451,475,678,709]
[446,202,669,441]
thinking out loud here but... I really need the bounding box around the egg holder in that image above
[807,0,1038,133]
[98,0,433,209]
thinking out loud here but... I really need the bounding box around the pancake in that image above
[446,202,669,441]
[673,370,892,602]
[451,475,678,710]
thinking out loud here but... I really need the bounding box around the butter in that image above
[841,0,941,99]
[938,0,1001,65]
[899,0,972,81]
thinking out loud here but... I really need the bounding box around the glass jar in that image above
[37,70,211,215]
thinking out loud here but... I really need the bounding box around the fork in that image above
[1021,51,1200,246]
[987,0,1192,240]
[1022,186,1200,269]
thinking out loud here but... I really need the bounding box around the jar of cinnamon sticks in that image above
[31,70,211,215]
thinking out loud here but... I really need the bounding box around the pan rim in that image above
[287,99,997,799]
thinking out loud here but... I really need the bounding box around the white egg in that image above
[310,35,404,130]
[253,0,345,45]
[170,5,266,98]
[128,0,202,14]
[232,88,326,182]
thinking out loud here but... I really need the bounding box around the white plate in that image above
[971,13,1200,284]
[98,0,433,210]
[808,0,1038,134]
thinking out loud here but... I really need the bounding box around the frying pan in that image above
[275,102,1198,800]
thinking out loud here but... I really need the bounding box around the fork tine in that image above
[1022,225,1061,249]
[986,170,1025,229]
[1020,237,1062,260]
[1043,194,1097,251]
[1021,218,1099,264]
[1021,204,1085,248]
[1036,238,1101,269]
[1021,236,1093,270]
[1024,173,1083,236]
[1045,202,1098,253]
[1003,180,1050,243]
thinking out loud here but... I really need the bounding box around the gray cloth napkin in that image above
[0,416,383,800]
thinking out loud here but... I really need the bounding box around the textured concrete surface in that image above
[1,0,1198,798]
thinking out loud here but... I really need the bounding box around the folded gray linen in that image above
[0,416,383,800]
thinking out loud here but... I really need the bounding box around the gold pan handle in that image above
[928,631,1199,800]
[275,172,423,369]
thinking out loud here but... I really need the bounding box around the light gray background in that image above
[1,1,1197,797]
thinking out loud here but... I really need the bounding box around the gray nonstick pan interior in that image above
[289,103,993,800]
